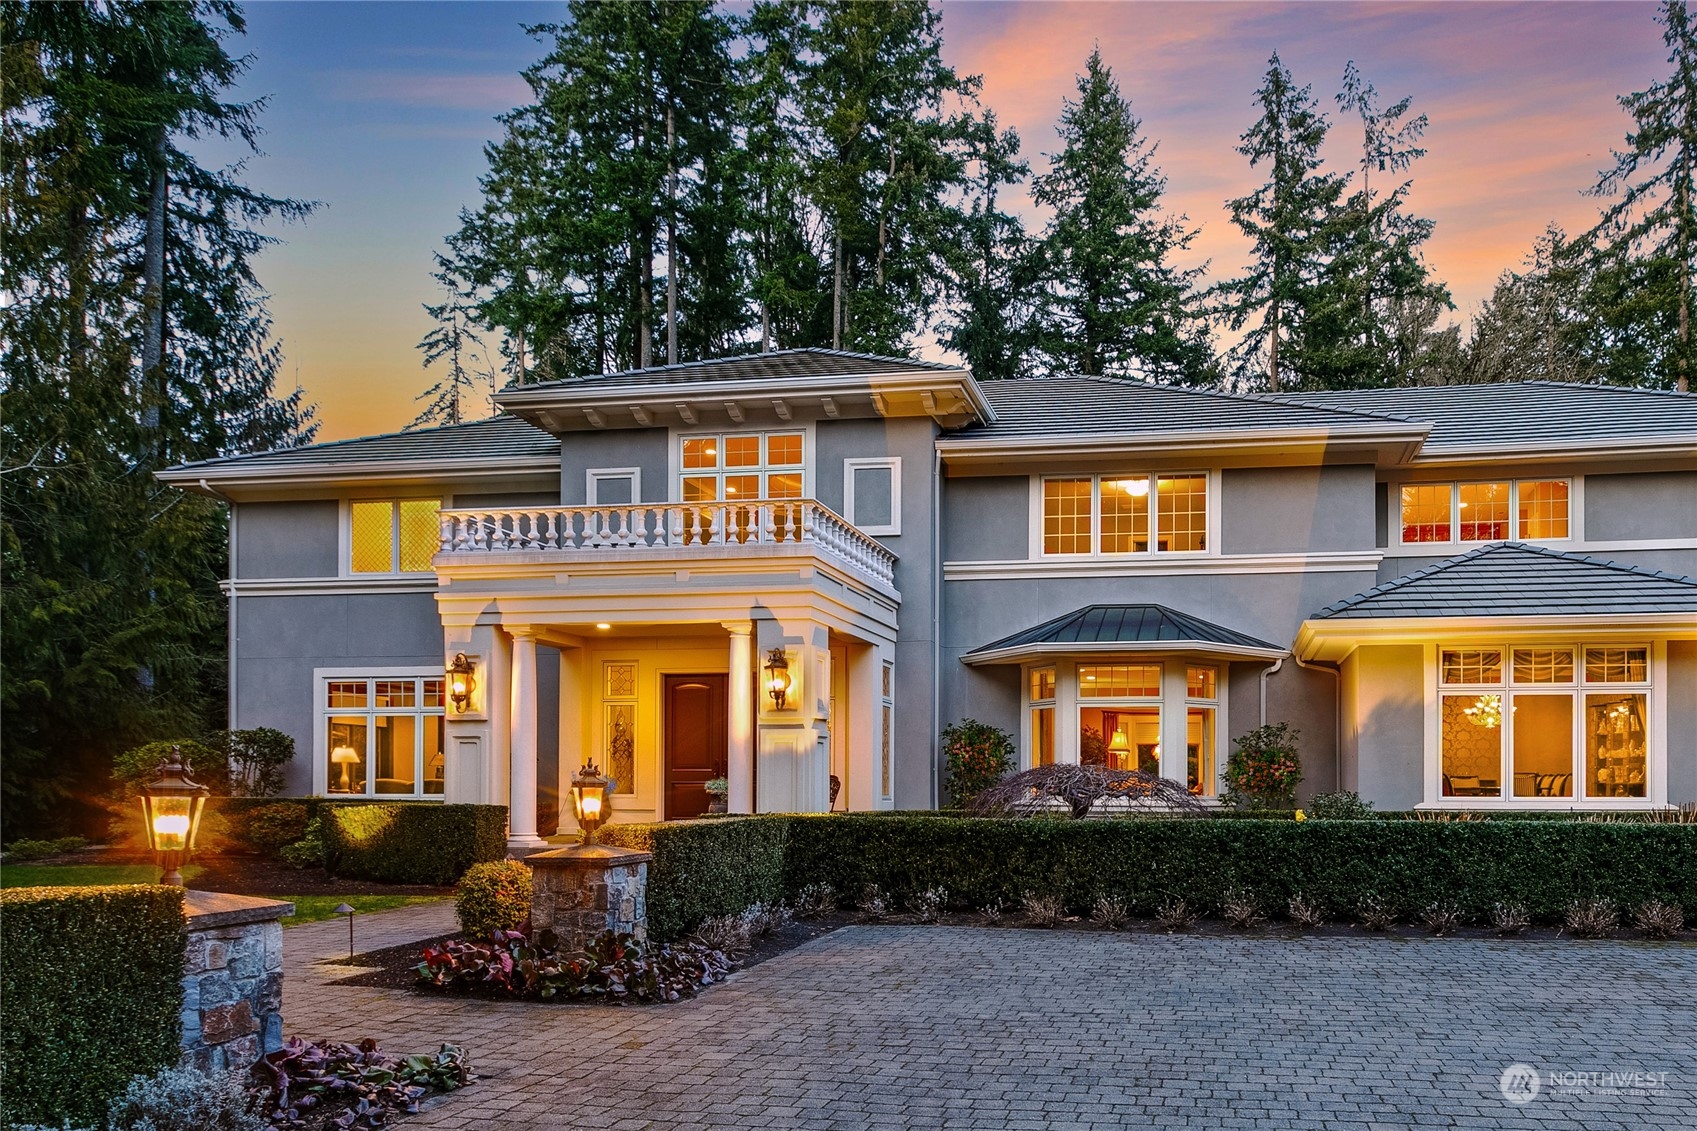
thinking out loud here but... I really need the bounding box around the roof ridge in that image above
[1492,540,1697,585]
[987,375,1423,428]
[519,347,964,391]
[1518,379,1697,399]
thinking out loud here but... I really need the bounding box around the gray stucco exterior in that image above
[162,355,1697,818]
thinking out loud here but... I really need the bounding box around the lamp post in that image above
[570,760,610,844]
[138,745,210,887]
[334,902,357,960]
[764,647,792,710]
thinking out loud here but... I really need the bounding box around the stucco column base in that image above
[525,844,652,952]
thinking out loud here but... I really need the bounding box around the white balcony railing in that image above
[437,499,896,589]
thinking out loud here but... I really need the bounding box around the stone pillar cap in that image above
[184,890,295,928]
[525,844,653,867]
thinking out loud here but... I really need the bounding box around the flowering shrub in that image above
[256,1038,472,1128]
[1222,723,1304,809]
[417,929,730,1003]
[454,860,532,937]
[940,719,1014,805]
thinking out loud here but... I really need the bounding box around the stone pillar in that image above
[525,845,652,951]
[508,626,546,849]
[724,620,755,815]
[181,892,291,1073]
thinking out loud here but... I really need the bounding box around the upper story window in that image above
[1041,474,1207,556]
[350,499,440,574]
[1398,479,1569,546]
[679,431,805,502]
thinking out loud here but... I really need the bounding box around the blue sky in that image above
[213,2,1668,440]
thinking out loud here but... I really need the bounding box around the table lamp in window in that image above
[331,745,361,792]
[1108,728,1131,770]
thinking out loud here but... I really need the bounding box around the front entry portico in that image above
[431,501,901,846]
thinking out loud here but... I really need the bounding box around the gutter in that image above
[1259,653,1343,794]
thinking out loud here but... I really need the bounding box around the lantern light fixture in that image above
[570,760,610,844]
[765,647,793,710]
[447,652,476,713]
[138,745,210,887]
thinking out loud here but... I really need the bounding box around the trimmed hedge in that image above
[603,814,1697,936]
[0,885,186,1127]
[321,803,508,885]
[600,816,790,940]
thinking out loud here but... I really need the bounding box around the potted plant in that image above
[703,776,729,814]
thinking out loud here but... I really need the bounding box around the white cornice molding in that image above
[157,456,562,496]
[221,576,440,597]
[1296,612,1697,661]
[1409,437,1697,466]
[934,424,1430,468]
[943,550,1383,582]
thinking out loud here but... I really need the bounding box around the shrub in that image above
[257,1038,472,1127]
[1090,894,1130,930]
[1631,901,1684,939]
[1287,893,1327,928]
[1155,897,1200,933]
[939,720,1014,805]
[1356,894,1396,931]
[1221,890,1264,929]
[278,817,327,870]
[417,930,730,1002]
[106,1065,263,1131]
[1421,901,1463,936]
[690,914,752,956]
[858,883,890,921]
[599,816,789,940]
[1222,723,1304,808]
[907,886,947,923]
[0,886,186,1127]
[1021,891,1065,927]
[1308,790,1374,821]
[455,861,533,937]
[2,836,88,862]
[241,803,311,856]
[974,765,1205,819]
[1490,901,1530,935]
[1564,896,1619,938]
[213,728,294,798]
[793,882,836,919]
[321,803,508,885]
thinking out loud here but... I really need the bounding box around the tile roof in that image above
[1312,543,1697,619]
[514,348,965,390]
[1277,381,1697,453]
[161,414,559,474]
[950,375,1411,439]
[965,603,1283,658]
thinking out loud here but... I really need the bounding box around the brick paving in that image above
[285,909,1696,1130]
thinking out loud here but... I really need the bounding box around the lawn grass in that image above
[280,894,445,926]
[0,863,203,888]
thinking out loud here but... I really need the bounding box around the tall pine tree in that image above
[1586,0,1697,391]
[1030,49,1211,380]
[2,0,316,834]
[1214,53,1350,391]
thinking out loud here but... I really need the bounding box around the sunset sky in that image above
[213,1,1669,440]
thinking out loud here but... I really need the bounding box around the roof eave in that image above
[1407,436,1697,466]
[936,425,1430,468]
[1296,611,1697,662]
[963,639,1289,666]
[155,455,563,496]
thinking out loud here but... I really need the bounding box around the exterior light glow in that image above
[570,760,611,844]
[765,647,793,710]
[447,652,476,713]
[596,622,611,630]
[138,746,210,887]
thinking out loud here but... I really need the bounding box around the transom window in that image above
[322,675,445,797]
[1041,474,1208,556]
[680,431,804,502]
[1398,480,1569,545]
[350,499,440,573]
[1438,645,1650,803]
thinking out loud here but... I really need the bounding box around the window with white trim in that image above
[1438,645,1649,802]
[587,468,640,506]
[322,676,445,797]
[1041,474,1207,556]
[1398,479,1570,545]
[844,457,901,535]
[349,499,441,573]
[679,431,805,502]
[1027,666,1056,768]
[1079,663,1163,774]
[880,660,895,801]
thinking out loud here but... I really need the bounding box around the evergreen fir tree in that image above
[1586,0,1697,391]
[410,286,494,429]
[1030,49,1211,380]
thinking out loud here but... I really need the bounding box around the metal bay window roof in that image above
[963,603,1287,664]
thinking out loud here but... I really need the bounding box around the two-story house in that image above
[158,351,1697,846]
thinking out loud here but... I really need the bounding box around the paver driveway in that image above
[286,909,1695,1130]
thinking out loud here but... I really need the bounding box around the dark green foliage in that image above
[417,929,731,1003]
[239,802,311,856]
[599,816,790,940]
[1306,790,1375,820]
[0,885,186,1126]
[320,804,508,886]
[1,835,88,861]
[939,719,1014,805]
[1030,49,1211,381]
[113,739,223,795]
[257,1038,473,1128]
[455,860,533,937]
[1221,723,1304,808]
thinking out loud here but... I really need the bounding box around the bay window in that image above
[1398,479,1570,546]
[1438,645,1649,802]
[321,674,446,797]
[1041,473,1208,556]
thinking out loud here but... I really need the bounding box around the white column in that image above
[724,621,755,814]
[507,626,546,849]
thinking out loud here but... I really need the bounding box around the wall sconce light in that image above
[447,652,476,713]
[571,760,610,844]
[138,745,210,887]
[765,647,793,710]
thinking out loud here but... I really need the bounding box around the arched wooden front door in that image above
[664,674,727,820]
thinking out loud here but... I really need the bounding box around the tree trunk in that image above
[832,230,844,350]
[876,143,895,289]
[1266,298,1281,392]
[639,238,653,370]
[1680,172,1691,393]
[140,128,168,458]
[761,301,771,352]
[666,104,679,366]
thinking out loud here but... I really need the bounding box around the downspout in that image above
[931,444,943,811]
[202,478,238,732]
[1261,648,1344,794]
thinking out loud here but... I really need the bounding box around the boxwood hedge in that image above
[0,885,186,1127]
[605,813,1697,938]
[321,803,508,885]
